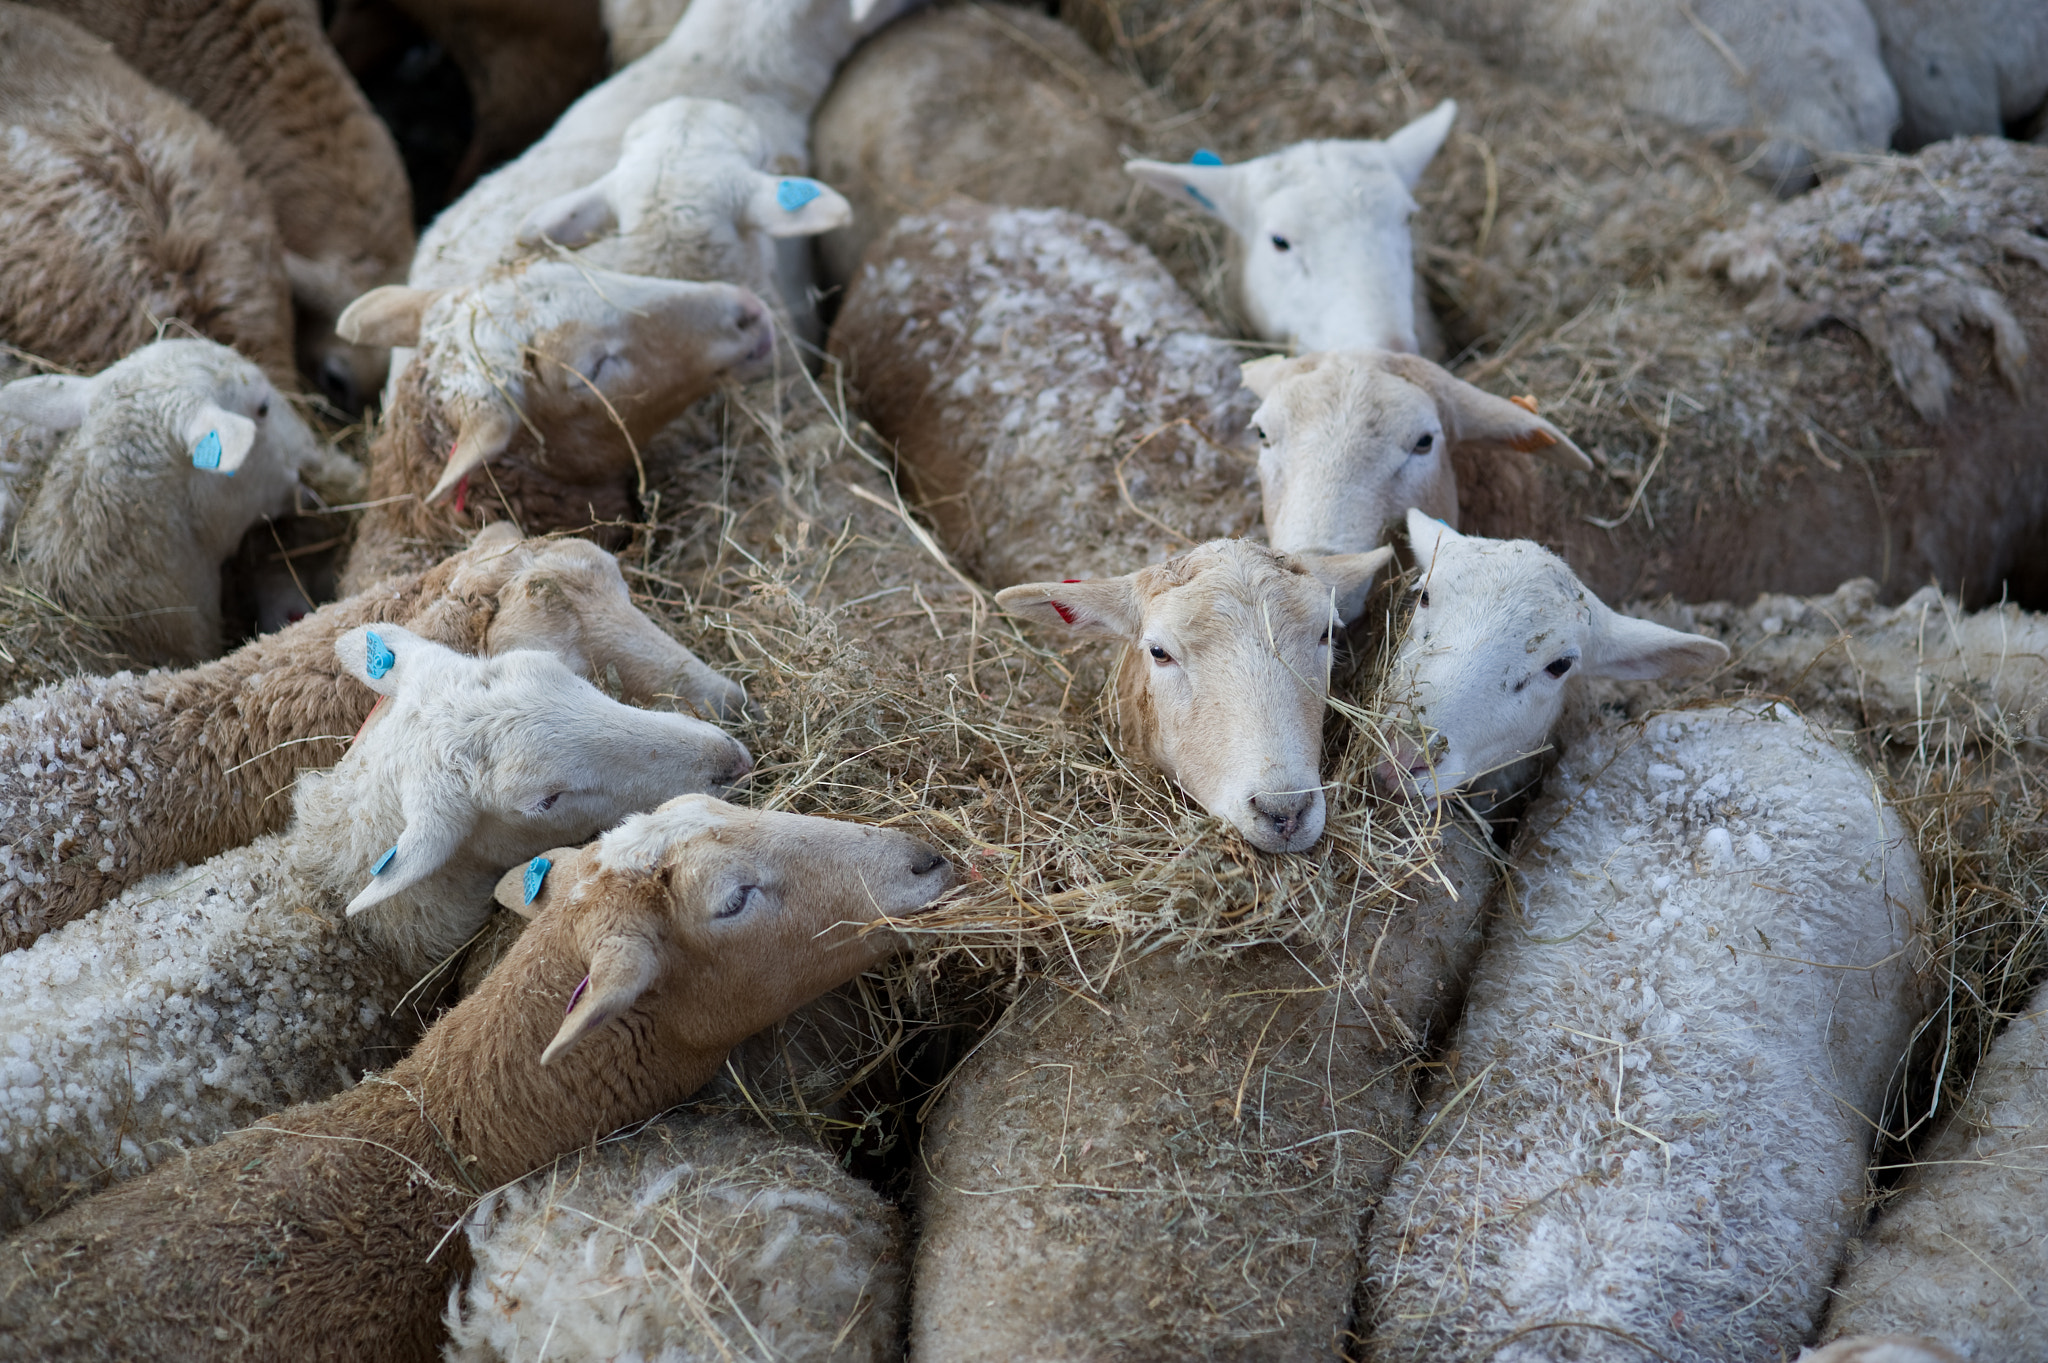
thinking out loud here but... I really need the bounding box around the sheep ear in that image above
[1239,354,1301,399]
[1382,354,1591,470]
[0,374,94,431]
[427,405,520,503]
[345,777,478,918]
[541,929,660,1066]
[282,251,358,315]
[1124,158,1248,231]
[1406,506,1466,577]
[183,405,258,475]
[1588,606,1730,681]
[336,286,439,348]
[1382,100,1457,189]
[1301,546,1396,625]
[517,181,620,250]
[995,575,1145,639]
[742,174,853,238]
[335,622,441,697]
[493,846,590,919]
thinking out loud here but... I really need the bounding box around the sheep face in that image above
[997,539,1392,855]
[1125,102,1456,353]
[1379,509,1726,804]
[285,251,399,416]
[514,98,851,305]
[338,262,773,503]
[537,795,954,1066]
[1242,350,1592,557]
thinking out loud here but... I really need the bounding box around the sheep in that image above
[1863,0,2048,150]
[602,0,682,68]
[335,260,772,592]
[0,624,753,1231]
[0,338,326,667]
[445,1113,907,1362]
[1241,348,1589,555]
[911,816,1502,1359]
[1805,1342,1966,1363]
[1817,978,2048,1359]
[0,525,745,955]
[27,0,416,412]
[1421,0,1898,191]
[0,794,952,1361]
[0,4,293,382]
[1358,513,1929,1361]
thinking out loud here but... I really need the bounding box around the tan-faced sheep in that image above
[0,4,293,382]
[28,0,416,411]
[0,624,752,1231]
[0,525,744,955]
[336,261,772,591]
[1359,516,1930,1362]
[0,339,325,667]
[0,795,952,1361]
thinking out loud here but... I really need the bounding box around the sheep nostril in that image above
[735,300,765,333]
[910,849,948,877]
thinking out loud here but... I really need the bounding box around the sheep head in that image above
[284,250,403,417]
[997,538,1392,855]
[1124,101,1456,353]
[1380,509,1726,805]
[1241,349,1590,557]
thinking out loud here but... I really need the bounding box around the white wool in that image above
[1366,705,1930,1362]
[444,1114,906,1363]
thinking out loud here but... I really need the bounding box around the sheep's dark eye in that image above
[1318,629,1333,646]
[533,792,562,812]
[1252,423,1268,442]
[1148,645,1175,665]
[1545,657,1574,678]
[1413,432,1434,454]
[1417,591,1430,608]
[255,399,270,418]
[1271,235,1291,252]
[717,885,761,919]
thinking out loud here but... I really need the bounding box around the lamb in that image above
[1360,512,1930,1362]
[0,4,293,381]
[0,624,752,1230]
[0,338,327,667]
[0,525,745,954]
[27,0,416,411]
[0,794,952,1361]
[1863,0,2048,150]
[1241,348,1589,555]
[1817,977,2048,1359]
[335,261,772,591]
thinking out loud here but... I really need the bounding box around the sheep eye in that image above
[1148,645,1175,665]
[1545,657,1574,678]
[1270,235,1291,252]
[533,792,562,812]
[1417,591,1430,608]
[1252,423,1268,442]
[255,399,270,419]
[1318,629,1333,647]
[1413,432,1434,454]
[717,885,761,920]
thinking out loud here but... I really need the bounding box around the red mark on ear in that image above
[1062,579,1081,583]
[1509,394,1540,414]
[453,474,470,515]
[349,693,388,746]
[1051,600,1077,624]
[1508,430,1558,452]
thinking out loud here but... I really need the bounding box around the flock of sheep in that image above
[0,0,2043,1359]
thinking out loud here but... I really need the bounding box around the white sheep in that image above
[0,4,293,381]
[1361,513,1929,1361]
[1241,348,1590,555]
[1864,0,2048,150]
[0,624,751,1230]
[0,794,953,1361]
[31,0,416,410]
[336,260,772,591]
[0,525,745,954]
[1125,100,1457,354]
[0,339,327,667]
[1818,977,2048,1359]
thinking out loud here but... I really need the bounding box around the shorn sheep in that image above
[30,0,416,410]
[1361,513,1930,1362]
[0,338,327,667]
[336,261,771,591]
[0,525,744,954]
[0,3,292,381]
[0,795,953,1361]
[0,624,750,1230]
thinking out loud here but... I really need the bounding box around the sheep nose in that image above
[317,354,363,415]
[1250,789,1315,844]
[909,847,949,877]
[733,296,768,336]
[719,741,753,786]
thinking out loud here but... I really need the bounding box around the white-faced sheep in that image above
[1361,514,1930,1362]
[1817,977,2048,1360]
[0,794,952,1362]
[912,816,1501,1359]
[336,261,772,591]
[0,624,751,1231]
[0,4,293,381]
[0,338,325,667]
[1864,0,2048,150]
[29,0,416,411]
[0,525,744,954]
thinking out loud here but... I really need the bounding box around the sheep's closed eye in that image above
[533,792,562,813]
[1270,234,1292,252]
[717,884,763,920]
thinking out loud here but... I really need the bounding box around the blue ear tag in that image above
[364,631,395,681]
[1191,149,1223,166]
[191,429,222,470]
[372,845,397,875]
[776,178,823,212]
[523,856,552,905]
